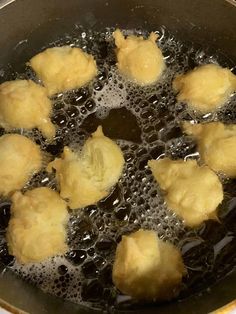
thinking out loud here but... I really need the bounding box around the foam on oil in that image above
[0,26,235,310]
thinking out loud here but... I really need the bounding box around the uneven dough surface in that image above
[29,46,97,96]
[148,158,223,226]
[0,80,55,139]
[113,29,165,85]
[6,187,69,264]
[48,126,124,209]
[173,64,236,113]
[0,134,42,196]
[183,121,236,177]
[112,229,186,301]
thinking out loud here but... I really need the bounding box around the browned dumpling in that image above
[113,229,186,301]
[29,46,97,96]
[0,134,42,196]
[0,80,55,139]
[7,187,69,264]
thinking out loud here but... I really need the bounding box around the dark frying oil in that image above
[0,26,236,310]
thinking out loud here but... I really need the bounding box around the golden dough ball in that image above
[173,64,236,113]
[113,29,165,85]
[112,229,186,301]
[6,187,69,264]
[82,126,125,190]
[47,147,107,210]
[0,80,55,140]
[148,158,223,227]
[47,126,124,209]
[0,134,42,196]
[29,46,97,96]
[183,121,236,177]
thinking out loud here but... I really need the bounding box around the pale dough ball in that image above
[29,46,97,96]
[47,147,107,210]
[112,229,186,301]
[173,64,236,113]
[183,121,236,177]
[148,158,223,226]
[113,29,165,85]
[0,80,55,140]
[0,134,42,196]
[47,126,124,209]
[6,187,69,264]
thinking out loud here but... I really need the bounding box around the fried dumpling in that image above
[0,80,55,139]
[0,134,42,196]
[173,64,236,113]
[47,126,124,209]
[148,158,223,226]
[29,46,97,96]
[6,187,69,264]
[112,229,186,301]
[113,29,165,85]
[183,121,236,177]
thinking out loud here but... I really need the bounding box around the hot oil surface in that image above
[0,27,236,310]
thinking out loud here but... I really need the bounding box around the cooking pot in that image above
[0,0,236,313]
